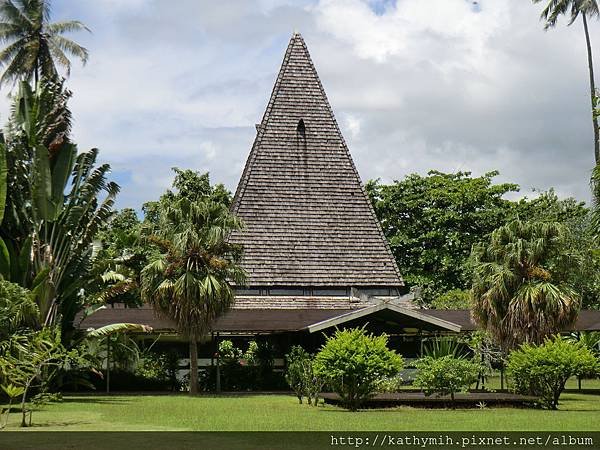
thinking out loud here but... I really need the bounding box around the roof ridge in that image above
[231,33,301,213]
[292,36,403,283]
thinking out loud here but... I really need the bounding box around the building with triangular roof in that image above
[78,33,600,391]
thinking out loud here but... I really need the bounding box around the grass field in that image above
[2,392,600,431]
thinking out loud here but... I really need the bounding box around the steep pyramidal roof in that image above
[229,33,403,288]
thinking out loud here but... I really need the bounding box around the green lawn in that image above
[3,392,600,431]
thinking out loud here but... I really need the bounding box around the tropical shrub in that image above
[244,340,275,385]
[507,335,600,410]
[218,340,242,364]
[212,340,283,391]
[314,328,404,411]
[0,281,38,342]
[284,346,324,406]
[0,384,24,429]
[285,345,310,403]
[464,331,502,388]
[374,375,404,393]
[302,357,325,406]
[0,328,71,427]
[413,356,480,405]
[569,331,600,357]
[423,337,468,359]
[135,352,170,383]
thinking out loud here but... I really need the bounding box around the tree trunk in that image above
[20,387,28,428]
[189,339,198,395]
[583,13,600,164]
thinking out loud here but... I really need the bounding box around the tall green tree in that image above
[532,0,600,162]
[367,171,519,304]
[0,0,89,87]
[140,198,245,394]
[90,170,232,307]
[368,172,598,307]
[142,168,232,225]
[471,220,581,352]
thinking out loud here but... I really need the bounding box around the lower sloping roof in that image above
[77,305,352,333]
[425,309,600,332]
[77,305,600,334]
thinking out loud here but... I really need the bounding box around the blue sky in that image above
[2,0,598,209]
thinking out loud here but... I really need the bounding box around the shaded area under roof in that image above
[77,305,600,334]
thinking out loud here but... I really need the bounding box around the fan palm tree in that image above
[532,0,600,163]
[141,198,246,395]
[471,220,581,353]
[0,0,90,87]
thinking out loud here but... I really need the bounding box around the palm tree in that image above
[141,198,246,395]
[471,220,581,353]
[0,0,90,87]
[532,0,600,163]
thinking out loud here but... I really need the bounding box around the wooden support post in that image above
[480,352,485,390]
[216,332,221,393]
[106,335,111,394]
[210,332,214,368]
[578,332,582,391]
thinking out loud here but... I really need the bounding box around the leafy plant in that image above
[219,340,242,365]
[314,328,403,411]
[0,327,71,427]
[507,335,600,410]
[301,357,324,407]
[285,345,310,404]
[463,331,503,389]
[0,384,24,429]
[413,355,480,406]
[0,79,120,341]
[423,337,468,359]
[568,331,600,357]
[0,280,39,341]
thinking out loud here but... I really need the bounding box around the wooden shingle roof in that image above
[229,33,403,288]
[77,306,600,334]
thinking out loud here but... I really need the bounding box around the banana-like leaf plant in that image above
[0,78,120,342]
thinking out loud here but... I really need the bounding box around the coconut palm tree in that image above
[140,198,246,395]
[532,0,600,163]
[471,220,581,352]
[0,0,90,87]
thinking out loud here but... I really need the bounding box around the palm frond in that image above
[86,323,152,338]
[46,20,90,34]
[49,34,88,66]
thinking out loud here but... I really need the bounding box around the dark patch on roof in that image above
[229,32,403,288]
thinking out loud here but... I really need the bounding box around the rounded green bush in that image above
[507,335,599,410]
[314,328,403,411]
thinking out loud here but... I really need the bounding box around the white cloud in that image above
[0,0,594,209]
